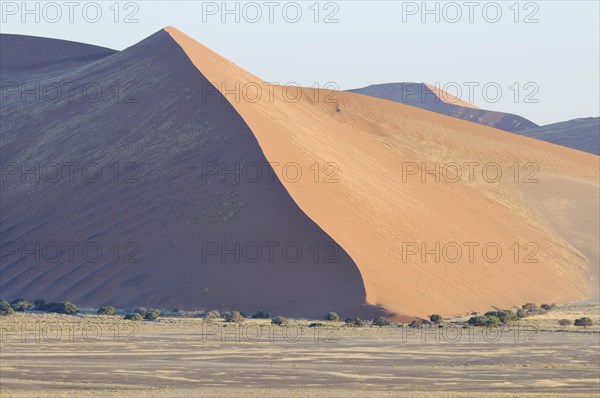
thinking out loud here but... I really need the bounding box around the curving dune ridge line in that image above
[166,27,599,320]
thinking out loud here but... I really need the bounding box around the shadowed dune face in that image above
[0,31,384,318]
[517,117,600,156]
[0,34,116,79]
[166,27,599,319]
[348,83,538,133]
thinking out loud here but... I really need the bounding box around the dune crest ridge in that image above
[165,27,598,319]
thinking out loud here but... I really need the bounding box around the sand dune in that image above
[516,117,600,155]
[1,27,598,320]
[0,33,116,78]
[0,31,382,319]
[166,27,599,319]
[348,82,537,132]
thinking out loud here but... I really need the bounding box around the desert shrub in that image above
[520,303,546,316]
[97,306,116,315]
[344,317,365,327]
[558,319,571,327]
[44,301,78,314]
[518,303,548,317]
[134,307,148,317]
[498,310,519,324]
[223,311,243,323]
[0,300,14,316]
[484,315,501,326]
[372,317,390,327]
[429,314,443,324]
[201,310,220,319]
[177,310,196,318]
[408,319,423,329]
[541,303,556,311]
[486,310,519,324]
[516,308,528,318]
[309,322,325,328]
[124,313,143,321]
[468,314,501,327]
[468,316,487,326]
[574,317,593,328]
[34,299,46,310]
[10,298,30,312]
[145,309,160,321]
[251,310,270,319]
[324,312,340,322]
[271,316,289,326]
[469,314,501,327]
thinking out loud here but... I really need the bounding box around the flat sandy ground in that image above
[1,305,599,397]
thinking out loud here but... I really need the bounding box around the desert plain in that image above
[1,304,599,398]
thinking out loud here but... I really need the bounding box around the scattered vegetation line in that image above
[1,299,594,330]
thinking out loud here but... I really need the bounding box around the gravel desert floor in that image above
[1,304,599,397]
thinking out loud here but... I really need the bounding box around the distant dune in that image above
[1,28,598,320]
[348,83,538,132]
[516,117,600,155]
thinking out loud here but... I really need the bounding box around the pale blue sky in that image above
[1,1,599,125]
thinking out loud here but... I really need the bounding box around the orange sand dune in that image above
[166,27,599,320]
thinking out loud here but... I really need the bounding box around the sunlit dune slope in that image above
[167,27,599,319]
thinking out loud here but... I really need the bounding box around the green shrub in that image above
[521,303,546,316]
[541,303,556,311]
[324,312,340,322]
[485,310,519,324]
[145,309,160,321]
[497,310,519,324]
[517,302,547,317]
[468,314,500,327]
[272,316,289,326]
[34,299,46,310]
[574,317,593,328]
[468,316,487,326]
[251,310,270,319]
[408,319,423,328]
[124,313,143,321]
[0,300,14,316]
[429,314,443,324]
[558,319,571,327]
[308,322,325,328]
[484,315,501,327]
[134,307,148,317]
[44,301,78,314]
[97,306,116,315]
[201,310,220,319]
[344,317,365,327]
[10,298,30,312]
[372,317,390,327]
[223,311,243,323]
